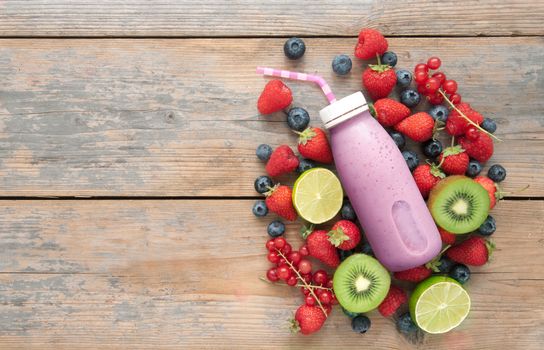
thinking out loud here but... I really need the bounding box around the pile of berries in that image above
[252,29,508,336]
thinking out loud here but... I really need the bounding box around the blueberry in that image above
[256,144,273,161]
[297,157,316,174]
[287,107,310,132]
[478,215,496,236]
[402,150,419,172]
[341,200,357,221]
[436,256,454,274]
[422,139,443,158]
[332,54,352,75]
[396,69,412,88]
[351,315,371,334]
[254,175,273,194]
[400,89,421,107]
[342,307,359,318]
[449,264,471,284]
[283,37,306,60]
[388,130,406,150]
[466,159,483,178]
[488,164,506,182]
[267,220,285,238]
[361,242,374,256]
[252,200,268,217]
[397,313,417,334]
[339,249,355,261]
[381,51,397,67]
[429,105,450,122]
[481,118,497,134]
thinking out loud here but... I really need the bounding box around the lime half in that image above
[409,276,471,334]
[292,168,343,224]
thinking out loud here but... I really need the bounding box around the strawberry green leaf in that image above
[327,228,349,247]
[298,128,317,145]
[300,224,315,240]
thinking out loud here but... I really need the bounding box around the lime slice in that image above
[292,168,343,224]
[409,276,471,334]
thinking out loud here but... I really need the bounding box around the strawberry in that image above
[439,227,457,245]
[328,220,361,251]
[257,79,293,115]
[372,98,411,126]
[305,230,340,267]
[297,127,333,164]
[413,164,445,198]
[445,103,484,136]
[438,145,469,175]
[458,131,494,163]
[265,145,299,177]
[378,285,407,317]
[291,305,327,335]
[446,236,495,266]
[474,176,501,209]
[394,265,431,282]
[355,29,388,60]
[265,185,297,221]
[362,65,397,100]
[394,112,435,142]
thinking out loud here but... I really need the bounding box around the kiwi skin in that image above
[428,175,490,234]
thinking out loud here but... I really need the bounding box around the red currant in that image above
[266,268,279,282]
[324,305,332,315]
[299,244,309,256]
[277,265,291,280]
[330,294,338,305]
[265,239,275,252]
[287,251,302,266]
[466,127,480,140]
[301,287,310,296]
[432,72,446,84]
[267,251,279,264]
[305,295,316,306]
[443,80,458,94]
[417,84,428,95]
[281,243,292,255]
[414,63,429,73]
[312,270,328,286]
[425,77,441,93]
[301,273,312,284]
[428,92,444,105]
[315,288,324,297]
[326,279,334,289]
[319,291,332,305]
[274,237,286,249]
[286,276,298,286]
[427,57,441,70]
[298,259,312,274]
[414,70,428,84]
[450,93,462,104]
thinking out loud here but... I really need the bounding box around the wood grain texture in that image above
[0,199,542,349]
[0,0,543,37]
[1,37,542,197]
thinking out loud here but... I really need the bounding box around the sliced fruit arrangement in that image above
[252,28,508,337]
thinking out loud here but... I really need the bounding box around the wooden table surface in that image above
[0,1,543,349]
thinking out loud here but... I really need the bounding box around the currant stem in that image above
[275,249,328,317]
[258,277,333,291]
[438,89,501,141]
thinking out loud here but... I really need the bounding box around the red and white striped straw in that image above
[256,66,336,104]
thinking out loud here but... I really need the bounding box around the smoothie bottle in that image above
[319,91,441,271]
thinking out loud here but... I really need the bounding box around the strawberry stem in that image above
[275,249,328,317]
[376,53,382,66]
[451,136,455,148]
[438,89,501,141]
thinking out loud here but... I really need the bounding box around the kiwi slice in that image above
[428,175,490,234]
[333,254,391,313]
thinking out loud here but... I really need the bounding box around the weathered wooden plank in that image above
[1,37,542,197]
[0,200,542,348]
[0,0,542,37]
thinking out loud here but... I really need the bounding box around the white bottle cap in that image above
[319,91,369,129]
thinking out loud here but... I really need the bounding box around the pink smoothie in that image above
[320,92,441,271]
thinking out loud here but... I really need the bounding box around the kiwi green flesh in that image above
[430,177,490,234]
[333,254,391,313]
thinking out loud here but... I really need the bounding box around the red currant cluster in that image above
[265,237,337,315]
[414,57,461,106]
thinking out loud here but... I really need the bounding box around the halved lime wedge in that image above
[292,168,343,224]
[409,276,471,334]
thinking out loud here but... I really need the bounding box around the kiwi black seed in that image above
[428,175,490,234]
[333,254,391,313]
